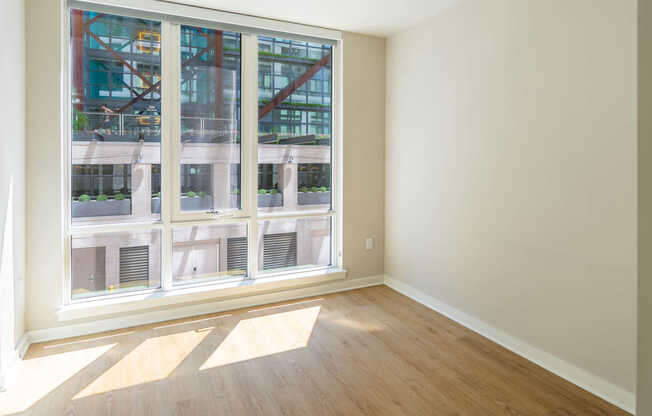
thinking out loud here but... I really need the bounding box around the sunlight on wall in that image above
[200,305,321,370]
[0,343,116,414]
[74,329,209,399]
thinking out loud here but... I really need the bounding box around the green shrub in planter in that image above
[78,194,91,202]
[198,191,207,197]
[269,189,279,195]
[73,108,89,132]
[318,186,327,192]
[187,191,197,198]
[258,189,268,194]
[311,186,319,192]
[300,186,308,193]
[97,194,108,201]
[114,193,125,201]
[156,192,161,198]
[233,188,240,195]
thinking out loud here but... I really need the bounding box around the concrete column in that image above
[296,219,312,266]
[131,163,152,218]
[257,225,266,272]
[279,163,298,211]
[105,245,120,290]
[212,163,231,210]
[219,237,227,272]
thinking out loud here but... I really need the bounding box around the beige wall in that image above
[639,0,652,413]
[385,0,636,399]
[342,31,385,279]
[25,0,385,331]
[0,0,26,376]
[26,0,65,332]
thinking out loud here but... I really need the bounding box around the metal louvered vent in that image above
[263,232,297,270]
[227,237,248,275]
[119,246,149,284]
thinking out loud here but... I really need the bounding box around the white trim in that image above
[334,37,344,266]
[61,4,344,303]
[0,334,30,392]
[58,267,347,320]
[242,33,259,279]
[61,0,72,306]
[28,275,383,344]
[160,20,175,291]
[383,276,636,414]
[67,0,341,44]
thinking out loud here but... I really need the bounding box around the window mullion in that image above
[242,33,259,279]
[161,20,180,290]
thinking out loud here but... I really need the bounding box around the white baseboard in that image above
[384,276,635,414]
[24,275,384,344]
[14,275,632,413]
[0,333,30,391]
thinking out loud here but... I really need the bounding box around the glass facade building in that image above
[71,17,332,206]
[68,9,335,298]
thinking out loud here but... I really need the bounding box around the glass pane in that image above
[71,229,161,299]
[179,26,241,212]
[173,223,248,284]
[258,216,331,273]
[70,10,162,224]
[258,37,332,213]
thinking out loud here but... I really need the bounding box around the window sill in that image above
[57,268,347,321]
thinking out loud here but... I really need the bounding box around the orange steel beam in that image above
[117,45,213,114]
[258,53,331,120]
[212,30,223,118]
[71,9,85,110]
[83,13,105,29]
[85,29,155,88]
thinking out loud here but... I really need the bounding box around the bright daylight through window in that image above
[68,6,337,301]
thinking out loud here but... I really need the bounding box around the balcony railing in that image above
[73,112,239,143]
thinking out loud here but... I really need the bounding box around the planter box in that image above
[258,193,283,208]
[298,191,330,206]
[72,199,131,218]
[152,197,161,214]
[181,195,213,211]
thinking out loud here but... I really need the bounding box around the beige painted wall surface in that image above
[24,1,385,331]
[25,0,64,333]
[639,0,652,413]
[0,0,26,355]
[342,32,385,279]
[385,0,636,395]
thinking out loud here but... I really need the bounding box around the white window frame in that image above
[61,0,343,307]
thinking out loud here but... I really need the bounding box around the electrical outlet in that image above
[365,237,374,251]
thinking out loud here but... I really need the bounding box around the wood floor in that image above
[0,286,629,416]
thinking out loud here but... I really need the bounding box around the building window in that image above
[67,6,338,302]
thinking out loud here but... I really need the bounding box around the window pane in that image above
[258,36,332,213]
[173,223,248,284]
[71,229,161,299]
[180,26,241,212]
[70,10,162,223]
[258,217,331,273]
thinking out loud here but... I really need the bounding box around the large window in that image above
[67,5,338,302]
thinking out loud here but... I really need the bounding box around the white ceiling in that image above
[171,0,459,37]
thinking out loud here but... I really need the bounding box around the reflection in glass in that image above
[173,223,248,284]
[257,37,332,213]
[71,229,161,299]
[70,10,162,222]
[258,217,331,273]
[179,26,241,212]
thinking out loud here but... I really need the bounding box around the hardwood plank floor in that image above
[0,286,630,415]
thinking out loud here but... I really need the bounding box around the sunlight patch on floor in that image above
[74,329,209,399]
[200,306,321,370]
[43,331,135,349]
[0,343,116,415]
